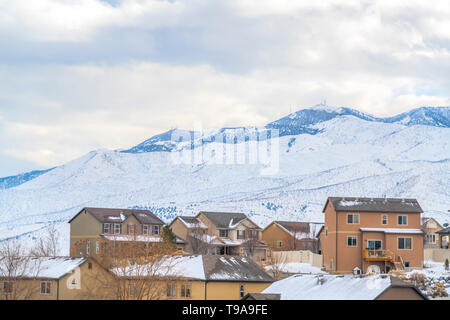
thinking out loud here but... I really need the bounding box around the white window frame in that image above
[237,230,245,239]
[219,229,229,238]
[143,225,149,235]
[277,240,283,248]
[86,241,90,255]
[103,223,111,234]
[397,215,408,225]
[181,284,191,298]
[152,225,160,235]
[398,237,412,250]
[95,241,99,254]
[382,215,388,225]
[347,214,360,224]
[113,224,122,234]
[40,281,51,295]
[166,283,177,297]
[347,236,357,247]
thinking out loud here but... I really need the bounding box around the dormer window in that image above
[219,229,229,238]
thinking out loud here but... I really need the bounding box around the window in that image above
[129,283,136,297]
[40,281,51,295]
[128,224,136,234]
[382,215,387,225]
[143,225,149,235]
[88,262,93,270]
[237,230,245,239]
[347,214,359,224]
[86,241,90,255]
[113,224,122,234]
[166,283,177,297]
[95,241,99,254]
[152,225,160,235]
[239,285,245,298]
[398,216,407,225]
[347,236,357,247]
[404,262,410,272]
[368,240,382,250]
[181,284,191,298]
[249,230,258,239]
[276,241,282,248]
[219,229,229,238]
[103,223,111,234]
[2,281,13,293]
[398,237,412,249]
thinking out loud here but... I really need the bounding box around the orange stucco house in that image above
[318,197,424,274]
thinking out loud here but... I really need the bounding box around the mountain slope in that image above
[0,105,449,253]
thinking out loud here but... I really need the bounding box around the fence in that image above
[271,250,323,267]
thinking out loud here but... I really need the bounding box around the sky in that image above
[1,0,450,177]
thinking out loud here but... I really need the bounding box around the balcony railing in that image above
[362,249,395,262]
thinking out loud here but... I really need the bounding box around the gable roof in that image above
[174,216,208,229]
[69,207,164,225]
[269,221,324,239]
[421,217,443,229]
[262,274,426,300]
[111,255,274,283]
[0,257,87,280]
[242,293,281,300]
[322,197,423,213]
[436,226,450,235]
[198,211,248,229]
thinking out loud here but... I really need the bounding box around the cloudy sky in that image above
[1,0,450,176]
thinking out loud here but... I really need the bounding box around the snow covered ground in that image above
[265,262,325,274]
[405,260,450,298]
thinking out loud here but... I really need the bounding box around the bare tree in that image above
[0,239,43,300]
[267,251,288,280]
[31,225,61,257]
[186,222,215,255]
[80,236,184,300]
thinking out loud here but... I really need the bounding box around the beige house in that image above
[170,212,269,263]
[0,257,113,300]
[112,255,274,300]
[422,217,444,249]
[262,221,323,253]
[319,197,424,274]
[69,207,185,257]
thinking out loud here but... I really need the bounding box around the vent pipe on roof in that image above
[316,275,325,285]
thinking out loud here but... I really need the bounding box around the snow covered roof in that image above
[0,257,87,280]
[272,221,324,239]
[360,228,423,234]
[199,212,248,229]
[177,216,208,229]
[69,207,164,225]
[112,255,274,282]
[436,226,450,234]
[323,197,423,213]
[262,274,424,300]
[102,234,185,244]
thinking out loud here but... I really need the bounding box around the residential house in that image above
[436,227,450,249]
[318,197,424,274]
[254,274,427,300]
[112,255,274,300]
[262,221,323,253]
[170,212,269,263]
[69,207,185,258]
[0,257,113,300]
[422,217,444,249]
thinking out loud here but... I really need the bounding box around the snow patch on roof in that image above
[263,274,392,300]
[360,228,423,234]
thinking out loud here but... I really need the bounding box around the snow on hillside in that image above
[0,105,449,254]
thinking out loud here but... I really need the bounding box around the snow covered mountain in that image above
[0,104,449,253]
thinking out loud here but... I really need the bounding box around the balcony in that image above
[362,249,395,262]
